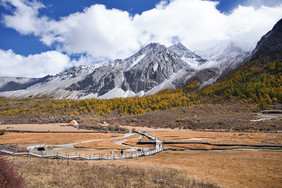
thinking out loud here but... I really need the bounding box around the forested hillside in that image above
[0,89,199,118]
[197,58,281,109]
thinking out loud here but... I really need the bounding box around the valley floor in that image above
[112,150,282,188]
[1,123,281,187]
[2,150,281,188]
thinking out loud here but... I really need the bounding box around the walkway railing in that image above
[0,145,163,160]
[0,130,164,160]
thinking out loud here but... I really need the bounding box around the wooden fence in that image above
[0,130,164,160]
[0,145,163,160]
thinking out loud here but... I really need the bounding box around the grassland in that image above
[0,132,122,146]
[0,123,281,187]
[148,131,281,143]
[112,151,282,188]
[0,123,93,132]
[2,149,281,188]
[3,155,216,188]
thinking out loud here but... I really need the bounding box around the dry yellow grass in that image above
[1,126,281,188]
[148,131,282,145]
[123,138,155,149]
[163,144,281,150]
[0,123,93,132]
[0,132,122,146]
[107,151,282,188]
[5,155,215,188]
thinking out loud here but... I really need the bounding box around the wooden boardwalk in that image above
[0,146,163,160]
[0,131,164,160]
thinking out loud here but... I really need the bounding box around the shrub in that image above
[0,130,4,135]
[0,157,25,188]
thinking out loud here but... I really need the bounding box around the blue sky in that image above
[0,0,281,77]
[0,0,162,55]
[1,0,256,56]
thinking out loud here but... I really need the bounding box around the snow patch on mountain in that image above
[168,42,207,69]
[145,68,189,96]
[99,87,135,99]
[0,41,250,99]
[127,53,146,70]
[196,41,246,66]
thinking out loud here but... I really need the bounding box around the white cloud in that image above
[50,5,140,59]
[0,0,282,75]
[1,0,48,35]
[0,49,71,77]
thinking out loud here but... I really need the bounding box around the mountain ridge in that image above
[0,39,251,99]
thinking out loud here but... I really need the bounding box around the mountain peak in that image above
[175,42,188,50]
[168,42,207,67]
[141,42,166,52]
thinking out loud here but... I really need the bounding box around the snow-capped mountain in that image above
[185,41,250,90]
[196,41,248,69]
[0,19,279,100]
[0,65,97,99]
[168,42,207,69]
[67,43,196,99]
[0,38,255,99]
[0,43,202,99]
[183,18,282,92]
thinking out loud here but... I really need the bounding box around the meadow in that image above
[1,124,281,187]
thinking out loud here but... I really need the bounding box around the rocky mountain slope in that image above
[66,43,196,99]
[252,18,282,60]
[0,39,252,99]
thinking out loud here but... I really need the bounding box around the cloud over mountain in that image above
[0,0,282,77]
[0,49,70,77]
